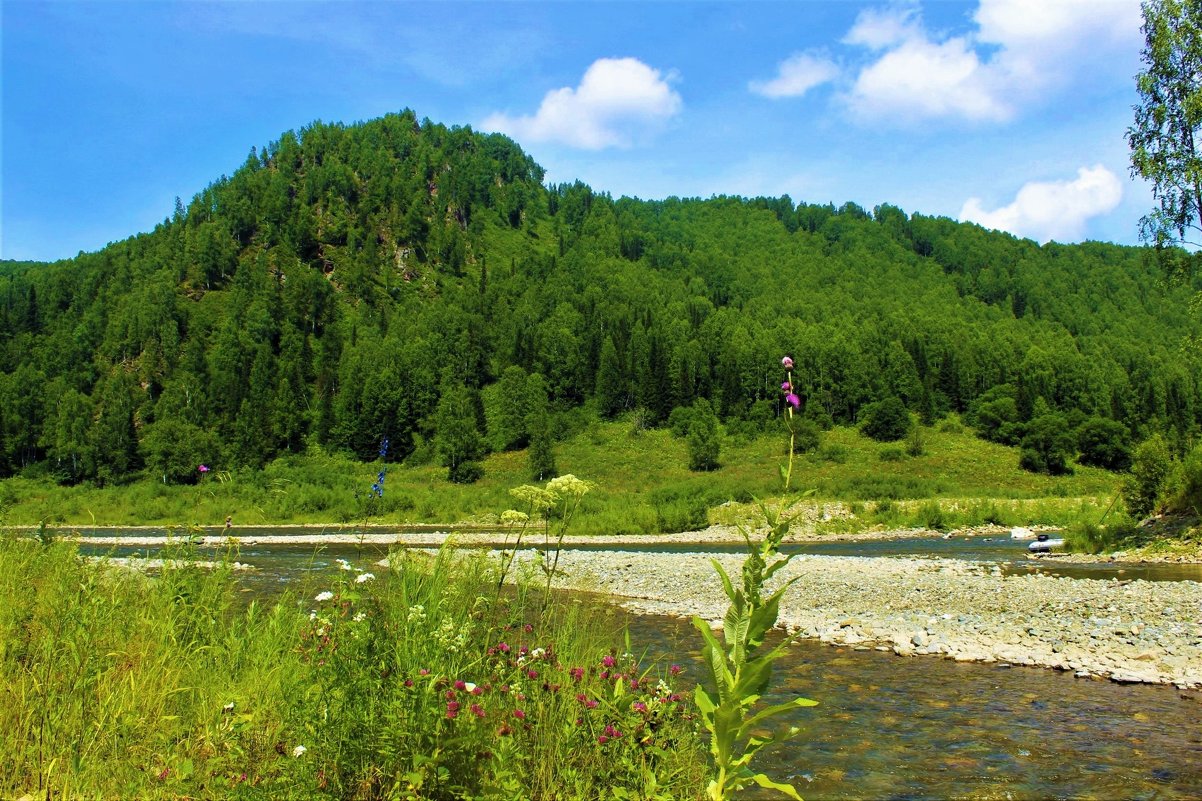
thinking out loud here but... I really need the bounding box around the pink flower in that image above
[454,680,466,691]
[670,664,682,675]
[782,356,794,370]
[598,735,609,744]
[526,668,538,679]
[601,655,616,668]
[197,464,209,473]
[513,709,526,720]
[446,701,460,719]
[470,703,486,719]
[569,667,584,681]
[781,381,792,391]
[497,642,511,653]
[785,393,800,410]
[633,702,648,713]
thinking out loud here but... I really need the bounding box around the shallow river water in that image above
[74,533,1202,799]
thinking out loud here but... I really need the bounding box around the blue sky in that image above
[2,0,1149,262]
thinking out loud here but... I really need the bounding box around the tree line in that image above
[2,110,1200,485]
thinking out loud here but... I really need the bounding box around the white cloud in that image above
[842,0,1140,124]
[750,52,839,99]
[843,4,922,50]
[481,57,681,150]
[850,35,1009,122]
[959,165,1123,243]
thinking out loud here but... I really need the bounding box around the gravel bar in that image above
[505,549,1202,690]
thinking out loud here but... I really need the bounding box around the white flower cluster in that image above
[406,604,427,624]
[315,591,334,603]
[355,572,375,584]
[434,618,467,653]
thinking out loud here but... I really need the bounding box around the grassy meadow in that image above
[0,417,1121,536]
[0,535,707,799]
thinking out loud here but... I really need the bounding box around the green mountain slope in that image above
[1,109,1198,485]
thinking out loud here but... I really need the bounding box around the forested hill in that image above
[1,109,1199,484]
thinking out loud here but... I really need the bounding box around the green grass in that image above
[0,534,706,799]
[0,419,1120,535]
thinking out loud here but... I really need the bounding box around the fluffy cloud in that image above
[959,165,1123,243]
[843,0,1140,123]
[749,52,839,99]
[481,57,681,150]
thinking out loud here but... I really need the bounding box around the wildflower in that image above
[601,655,616,668]
[222,702,235,714]
[633,701,648,713]
[781,381,792,391]
[782,355,794,370]
[335,558,354,571]
[546,474,594,499]
[598,735,609,744]
[454,680,467,691]
[670,664,683,675]
[470,703,486,719]
[604,724,623,739]
[309,611,317,620]
[198,464,209,473]
[530,647,545,659]
[785,393,800,410]
[526,668,538,679]
[446,701,460,719]
[292,745,307,758]
[352,612,367,623]
[404,679,414,688]
[513,709,526,720]
[419,668,431,675]
[498,723,513,736]
[497,642,511,653]
[315,591,334,602]
[355,572,375,584]
[500,509,529,525]
[569,667,584,681]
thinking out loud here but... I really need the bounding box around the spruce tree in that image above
[525,372,557,481]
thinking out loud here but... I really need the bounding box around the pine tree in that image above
[595,336,626,418]
[525,372,556,481]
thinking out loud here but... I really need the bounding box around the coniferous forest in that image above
[2,109,1199,487]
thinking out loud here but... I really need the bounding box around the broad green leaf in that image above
[752,772,803,800]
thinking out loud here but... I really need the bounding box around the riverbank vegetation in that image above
[0,534,706,799]
[0,418,1119,535]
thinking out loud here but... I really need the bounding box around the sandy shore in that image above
[497,548,1202,690]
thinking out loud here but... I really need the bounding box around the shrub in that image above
[449,460,484,484]
[913,500,948,531]
[792,418,822,454]
[859,397,912,442]
[1077,417,1132,471]
[667,405,693,438]
[879,447,905,462]
[1018,412,1074,475]
[1163,442,1202,515]
[1121,433,1172,518]
[685,398,722,472]
[905,425,926,457]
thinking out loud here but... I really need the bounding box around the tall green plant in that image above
[692,355,816,800]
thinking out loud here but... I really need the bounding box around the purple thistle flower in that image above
[781,356,794,370]
[785,393,800,410]
[781,381,792,392]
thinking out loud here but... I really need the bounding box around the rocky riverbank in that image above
[504,549,1202,690]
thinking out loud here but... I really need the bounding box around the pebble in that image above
[509,549,1202,689]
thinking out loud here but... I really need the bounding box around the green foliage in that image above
[1077,416,1132,471]
[1163,442,1202,515]
[1128,0,1202,250]
[686,398,722,472]
[0,536,705,799]
[140,418,221,485]
[692,502,815,801]
[525,374,557,482]
[1122,433,1173,518]
[791,419,822,455]
[859,397,912,442]
[1019,412,1075,475]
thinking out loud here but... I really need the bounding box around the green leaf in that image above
[738,696,817,740]
[711,557,736,603]
[752,772,803,800]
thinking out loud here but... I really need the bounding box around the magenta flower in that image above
[470,703,486,719]
[781,356,794,370]
[197,464,210,473]
[670,664,683,675]
[513,709,526,720]
[569,667,584,681]
[446,701,460,719]
[454,680,466,691]
[781,381,792,391]
[785,393,800,409]
[601,655,616,668]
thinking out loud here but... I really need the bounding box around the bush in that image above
[667,405,693,438]
[1018,412,1075,475]
[792,418,822,454]
[448,460,484,484]
[1121,433,1172,518]
[879,447,905,462]
[859,397,912,442]
[913,500,948,531]
[905,425,926,457]
[1077,417,1132,471]
[1163,442,1202,515]
[685,399,721,472]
